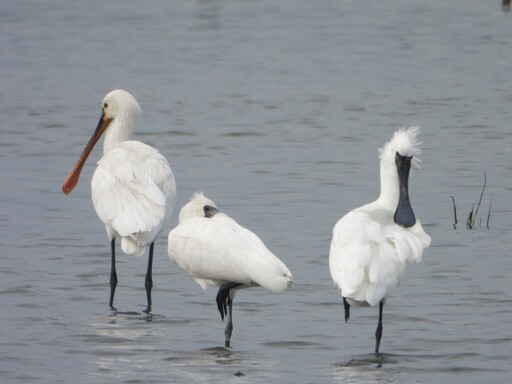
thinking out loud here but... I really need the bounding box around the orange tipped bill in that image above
[62,114,113,195]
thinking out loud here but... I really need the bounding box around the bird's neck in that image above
[103,112,135,153]
[377,159,399,209]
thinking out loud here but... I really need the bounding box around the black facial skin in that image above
[204,205,219,218]
[393,152,416,228]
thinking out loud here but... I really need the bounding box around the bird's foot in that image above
[216,286,230,320]
[216,283,242,321]
[143,305,152,315]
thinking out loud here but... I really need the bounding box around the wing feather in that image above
[330,208,429,306]
[168,213,292,292]
[92,141,173,239]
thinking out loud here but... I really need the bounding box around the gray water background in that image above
[1,1,511,383]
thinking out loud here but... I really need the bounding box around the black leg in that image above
[224,296,235,348]
[109,238,118,309]
[343,297,350,322]
[216,282,241,320]
[216,282,242,348]
[375,301,384,354]
[145,242,154,311]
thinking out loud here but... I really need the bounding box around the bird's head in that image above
[179,192,219,223]
[102,89,141,121]
[379,126,423,171]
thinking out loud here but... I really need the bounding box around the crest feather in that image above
[379,126,423,169]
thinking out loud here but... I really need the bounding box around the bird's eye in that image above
[103,103,108,109]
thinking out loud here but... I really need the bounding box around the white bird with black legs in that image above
[62,89,176,311]
[329,126,430,354]
[168,192,293,348]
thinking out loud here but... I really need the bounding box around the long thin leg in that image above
[109,238,118,309]
[216,282,242,348]
[375,301,384,354]
[224,296,234,348]
[343,297,350,322]
[145,242,154,311]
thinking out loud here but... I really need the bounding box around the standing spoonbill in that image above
[168,192,293,348]
[329,126,430,354]
[62,89,176,310]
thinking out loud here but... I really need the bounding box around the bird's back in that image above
[92,140,176,255]
[169,213,292,292]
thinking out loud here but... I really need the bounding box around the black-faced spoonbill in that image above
[329,126,430,354]
[62,89,176,311]
[168,193,293,348]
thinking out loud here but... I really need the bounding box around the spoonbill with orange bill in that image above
[62,89,176,311]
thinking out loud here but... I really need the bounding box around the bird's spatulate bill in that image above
[62,116,112,195]
[393,153,416,228]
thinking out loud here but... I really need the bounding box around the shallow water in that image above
[1,1,511,383]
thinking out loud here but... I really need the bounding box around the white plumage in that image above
[62,89,176,310]
[92,140,175,256]
[168,192,292,347]
[329,126,430,354]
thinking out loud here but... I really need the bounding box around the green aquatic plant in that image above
[452,172,491,230]
[450,196,457,230]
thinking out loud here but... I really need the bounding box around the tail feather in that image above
[121,236,146,256]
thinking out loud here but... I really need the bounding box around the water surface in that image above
[1,1,511,383]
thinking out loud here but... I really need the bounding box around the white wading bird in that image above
[62,89,176,310]
[329,126,430,354]
[168,193,293,348]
